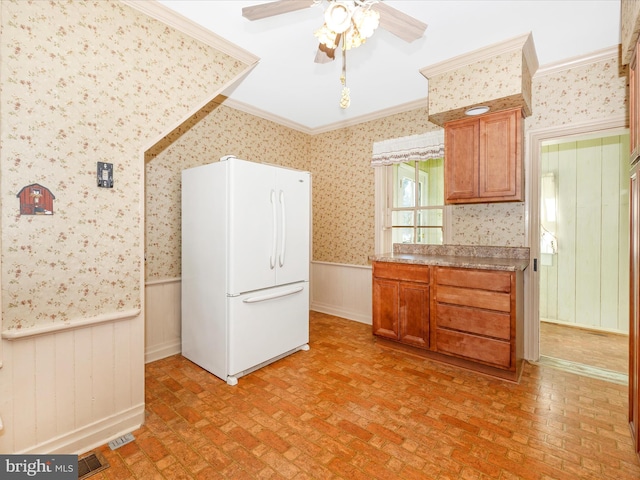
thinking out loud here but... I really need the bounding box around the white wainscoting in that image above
[143,264,372,366]
[310,261,373,324]
[145,278,182,363]
[0,312,145,454]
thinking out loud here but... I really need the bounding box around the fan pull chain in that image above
[339,39,350,109]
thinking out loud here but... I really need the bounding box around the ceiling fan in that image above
[242,1,427,108]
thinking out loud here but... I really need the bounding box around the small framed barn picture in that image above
[17,183,55,215]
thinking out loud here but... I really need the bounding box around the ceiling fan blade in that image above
[314,43,336,64]
[242,0,316,21]
[372,2,427,43]
[314,33,340,64]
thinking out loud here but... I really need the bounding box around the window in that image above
[375,157,447,253]
[390,159,444,245]
[372,130,448,254]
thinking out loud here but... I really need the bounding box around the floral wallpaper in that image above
[449,203,525,246]
[427,50,524,125]
[308,108,438,265]
[529,57,628,131]
[0,0,246,330]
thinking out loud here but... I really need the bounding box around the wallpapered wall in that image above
[145,50,627,274]
[529,58,627,130]
[1,0,246,330]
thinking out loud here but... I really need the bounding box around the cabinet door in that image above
[479,108,522,200]
[399,281,429,348]
[372,278,400,340]
[445,118,479,202]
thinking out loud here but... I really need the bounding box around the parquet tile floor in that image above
[87,312,640,479]
[539,321,628,374]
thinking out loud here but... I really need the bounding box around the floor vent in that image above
[108,432,135,450]
[78,451,110,480]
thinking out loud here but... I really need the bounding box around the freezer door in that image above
[228,283,309,376]
[227,160,278,294]
[275,167,310,285]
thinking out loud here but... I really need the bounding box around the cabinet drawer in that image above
[373,262,430,283]
[437,285,510,312]
[436,267,511,292]
[435,328,511,368]
[436,303,510,340]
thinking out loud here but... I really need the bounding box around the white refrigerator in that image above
[181,156,311,385]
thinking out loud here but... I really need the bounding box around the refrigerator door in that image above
[275,167,311,286]
[227,160,278,294]
[228,282,309,376]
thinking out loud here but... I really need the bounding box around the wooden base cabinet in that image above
[372,262,430,349]
[372,261,523,382]
[432,267,523,381]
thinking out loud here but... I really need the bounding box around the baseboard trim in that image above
[145,339,181,364]
[310,303,371,325]
[18,403,145,455]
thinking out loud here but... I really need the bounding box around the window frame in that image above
[374,161,451,254]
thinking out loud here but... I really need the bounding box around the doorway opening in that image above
[538,132,629,383]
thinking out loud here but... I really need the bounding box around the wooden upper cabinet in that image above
[444,118,479,201]
[444,107,523,204]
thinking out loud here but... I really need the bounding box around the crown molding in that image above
[311,98,428,134]
[223,98,428,135]
[533,45,621,78]
[120,0,259,66]
[222,98,315,134]
[420,32,534,79]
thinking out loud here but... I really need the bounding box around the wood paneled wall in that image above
[539,135,629,333]
[309,262,372,324]
[0,315,145,454]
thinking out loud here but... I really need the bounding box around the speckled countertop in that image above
[369,244,530,272]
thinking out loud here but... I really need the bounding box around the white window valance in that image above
[371,130,444,167]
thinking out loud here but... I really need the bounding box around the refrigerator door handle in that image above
[242,286,304,303]
[279,190,286,267]
[270,189,277,269]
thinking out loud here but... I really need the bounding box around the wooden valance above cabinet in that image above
[444,107,524,204]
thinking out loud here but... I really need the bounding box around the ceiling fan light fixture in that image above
[325,1,353,34]
[314,24,339,49]
[351,7,379,39]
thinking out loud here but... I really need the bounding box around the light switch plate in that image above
[97,162,113,188]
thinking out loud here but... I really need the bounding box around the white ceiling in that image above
[157,0,621,132]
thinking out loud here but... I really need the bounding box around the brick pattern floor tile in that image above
[540,321,628,373]
[86,312,640,479]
